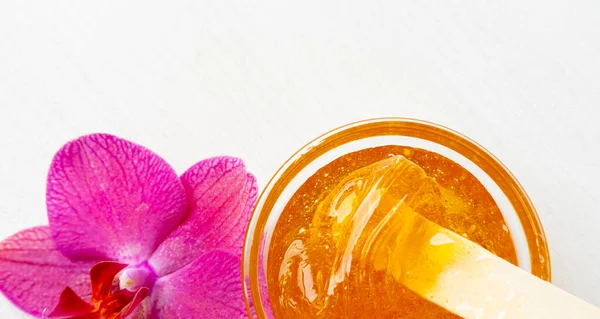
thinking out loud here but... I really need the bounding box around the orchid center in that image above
[47,261,155,318]
[118,263,157,292]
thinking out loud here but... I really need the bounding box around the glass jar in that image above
[242,118,551,318]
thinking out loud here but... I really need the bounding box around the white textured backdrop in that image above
[1,0,599,317]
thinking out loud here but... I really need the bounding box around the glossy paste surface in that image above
[267,146,517,318]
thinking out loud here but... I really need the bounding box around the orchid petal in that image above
[46,134,187,263]
[118,287,148,318]
[149,250,246,318]
[47,287,95,318]
[0,227,95,317]
[149,157,257,276]
[89,262,128,302]
[126,299,151,319]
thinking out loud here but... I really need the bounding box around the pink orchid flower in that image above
[0,134,257,318]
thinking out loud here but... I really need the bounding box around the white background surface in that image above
[1,1,599,317]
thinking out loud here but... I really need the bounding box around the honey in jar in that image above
[267,146,517,318]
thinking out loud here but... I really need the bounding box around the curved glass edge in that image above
[242,118,551,318]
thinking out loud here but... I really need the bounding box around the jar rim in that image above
[242,117,551,317]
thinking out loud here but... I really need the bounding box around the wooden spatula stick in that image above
[395,208,600,318]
